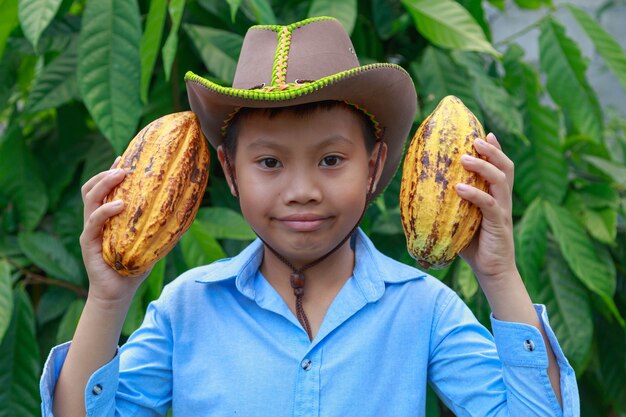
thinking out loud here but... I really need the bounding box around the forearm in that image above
[479,269,563,408]
[53,293,133,417]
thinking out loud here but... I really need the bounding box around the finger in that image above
[80,200,125,245]
[486,132,502,151]
[455,183,505,223]
[83,169,127,223]
[472,138,514,191]
[81,156,122,199]
[460,154,511,211]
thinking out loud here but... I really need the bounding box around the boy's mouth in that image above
[275,214,332,232]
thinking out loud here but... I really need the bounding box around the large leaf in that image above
[539,17,603,141]
[0,127,48,231]
[56,298,85,343]
[539,243,593,373]
[543,201,615,303]
[514,198,547,298]
[514,99,568,205]
[401,0,499,56]
[241,0,277,24]
[161,0,185,81]
[451,51,524,139]
[25,38,78,113]
[582,155,626,188]
[568,5,626,93]
[0,260,12,342]
[180,221,227,269]
[0,287,41,417]
[184,24,243,84]
[454,259,478,301]
[514,0,552,9]
[226,0,242,22]
[0,0,19,60]
[371,0,404,40]
[18,231,84,285]
[503,44,541,109]
[36,286,76,326]
[77,0,142,155]
[18,0,63,49]
[456,0,491,40]
[139,0,167,104]
[308,0,357,34]
[412,46,482,119]
[195,207,256,240]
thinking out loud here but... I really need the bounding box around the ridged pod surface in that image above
[102,112,210,276]
[399,96,488,269]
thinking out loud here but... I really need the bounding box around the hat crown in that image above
[232,17,360,90]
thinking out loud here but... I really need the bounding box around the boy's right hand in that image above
[79,156,151,304]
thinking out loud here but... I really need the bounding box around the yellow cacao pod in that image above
[399,95,488,269]
[102,111,210,276]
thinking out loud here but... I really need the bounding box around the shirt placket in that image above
[293,348,322,417]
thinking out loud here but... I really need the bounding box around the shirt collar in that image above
[194,228,426,301]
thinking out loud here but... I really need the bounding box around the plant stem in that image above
[494,18,546,48]
[6,258,88,298]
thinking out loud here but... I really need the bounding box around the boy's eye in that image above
[260,158,281,169]
[320,155,342,167]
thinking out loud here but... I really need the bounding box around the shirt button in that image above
[92,384,103,395]
[301,359,312,371]
[523,339,535,352]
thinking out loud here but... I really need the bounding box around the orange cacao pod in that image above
[399,96,488,269]
[102,111,210,276]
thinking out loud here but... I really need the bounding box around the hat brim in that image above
[185,63,417,198]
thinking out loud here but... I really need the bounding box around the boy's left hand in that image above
[455,132,517,282]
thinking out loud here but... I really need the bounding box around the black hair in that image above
[221,100,377,159]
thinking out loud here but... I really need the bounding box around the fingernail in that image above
[486,132,496,140]
[456,183,470,191]
[108,168,122,176]
[112,200,124,207]
[475,138,486,146]
[461,154,474,162]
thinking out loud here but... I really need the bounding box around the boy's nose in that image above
[282,171,322,205]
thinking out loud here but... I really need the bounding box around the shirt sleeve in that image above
[39,298,173,417]
[427,291,579,417]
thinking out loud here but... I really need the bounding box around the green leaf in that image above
[195,207,256,240]
[18,0,63,49]
[0,127,48,230]
[36,287,76,326]
[184,24,243,84]
[503,44,542,108]
[401,0,499,56]
[543,201,616,302]
[582,155,626,187]
[455,259,478,301]
[568,5,626,93]
[372,0,404,40]
[539,243,593,373]
[308,0,357,34]
[412,47,482,119]
[0,260,12,342]
[226,0,242,22]
[456,0,491,40]
[56,298,85,344]
[583,207,617,244]
[487,0,505,11]
[77,0,142,155]
[140,0,167,104]
[18,232,84,285]
[0,287,41,417]
[539,17,603,141]
[514,198,547,298]
[25,38,78,113]
[0,0,19,60]
[514,0,552,9]
[451,51,524,139]
[161,0,185,81]
[180,221,227,269]
[514,99,568,205]
[241,0,277,24]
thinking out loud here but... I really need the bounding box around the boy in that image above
[42,17,579,416]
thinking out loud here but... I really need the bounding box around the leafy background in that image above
[0,0,625,416]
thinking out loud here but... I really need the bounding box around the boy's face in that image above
[217,105,387,265]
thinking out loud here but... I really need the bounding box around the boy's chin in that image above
[263,232,352,266]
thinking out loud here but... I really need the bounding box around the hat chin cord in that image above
[223,142,385,341]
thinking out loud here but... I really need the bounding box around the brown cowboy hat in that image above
[185,16,417,197]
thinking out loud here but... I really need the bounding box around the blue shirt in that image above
[40,229,579,416]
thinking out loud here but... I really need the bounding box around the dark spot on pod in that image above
[435,170,445,184]
[419,260,432,269]
[130,206,143,233]
[145,157,154,173]
[418,195,424,201]
[451,222,459,237]
[190,167,201,183]
[420,169,428,181]
[421,152,430,168]
[114,252,124,270]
